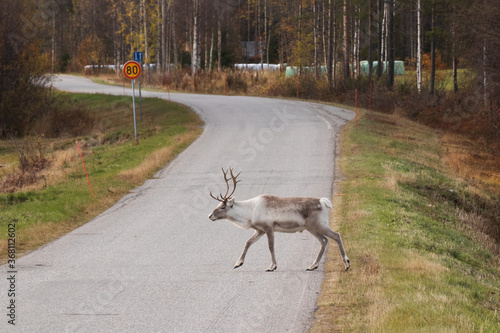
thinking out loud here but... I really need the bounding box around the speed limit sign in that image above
[123,60,141,80]
[122,60,142,143]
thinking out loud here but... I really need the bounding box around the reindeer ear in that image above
[227,197,235,207]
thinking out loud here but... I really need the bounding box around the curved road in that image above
[3,75,353,332]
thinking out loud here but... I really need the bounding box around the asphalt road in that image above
[2,75,354,332]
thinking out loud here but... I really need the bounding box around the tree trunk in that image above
[314,1,320,78]
[172,14,178,69]
[209,15,214,71]
[376,0,383,78]
[416,0,422,93]
[156,0,161,71]
[142,0,149,81]
[322,0,327,66]
[382,1,387,71]
[343,0,350,82]
[368,0,373,82]
[192,0,199,75]
[387,0,394,88]
[453,53,458,93]
[264,0,268,65]
[218,17,222,72]
[298,0,302,75]
[452,24,458,93]
[257,0,263,69]
[161,0,166,73]
[327,0,333,88]
[204,20,208,69]
[483,39,488,108]
[266,0,272,65]
[354,8,360,79]
[112,9,119,72]
[430,4,436,95]
[333,0,337,86]
[51,11,56,73]
[167,8,171,72]
[353,8,357,78]
[247,1,251,65]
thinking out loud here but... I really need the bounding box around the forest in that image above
[0,0,499,138]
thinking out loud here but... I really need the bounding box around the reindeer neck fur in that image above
[225,198,256,230]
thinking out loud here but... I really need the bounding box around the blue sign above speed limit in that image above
[133,52,143,62]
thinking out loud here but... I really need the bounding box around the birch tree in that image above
[429,1,436,95]
[326,0,333,87]
[161,0,166,72]
[387,0,394,88]
[343,0,350,81]
[368,0,373,82]
[376,0,383,78]
[416,0,422,93]
[192,0,200,75]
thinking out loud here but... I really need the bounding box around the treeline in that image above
[1,0,499,137]
[37,1,500,84]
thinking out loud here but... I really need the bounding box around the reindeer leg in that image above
[324,228,350,271]
[264,228,277,272]
[307,232,328,271]
[234,230,264,269]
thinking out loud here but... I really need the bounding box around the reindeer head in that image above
[208,167,240,221]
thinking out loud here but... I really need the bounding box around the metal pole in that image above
[132,79,138,143]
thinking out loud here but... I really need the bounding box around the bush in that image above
[15,133,48,173]
[1,133,50,193]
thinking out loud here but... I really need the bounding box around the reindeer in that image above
[208,168,350,272]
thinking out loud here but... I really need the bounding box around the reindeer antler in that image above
[210,167,241,202]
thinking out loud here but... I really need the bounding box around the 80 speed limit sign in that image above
[123,60,141,80]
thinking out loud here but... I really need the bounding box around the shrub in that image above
[15,133,49,173]
[1,134,50,193]
[422,50,448,71]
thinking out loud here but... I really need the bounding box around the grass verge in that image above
[312,109,500,332]
[0,93,202,261]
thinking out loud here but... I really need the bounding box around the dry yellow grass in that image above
[118,146,176,184]
[118,130,200,184]
[52,146,80,168]
[0,143,82,193]
[441,132,500,194]
[0,221,72,261]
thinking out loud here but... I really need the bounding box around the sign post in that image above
[133,52,144,122]
[123,60,142,143]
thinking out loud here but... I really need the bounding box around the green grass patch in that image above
[0,93,202,259]
[398,69,475,92]
[313,111,500,332]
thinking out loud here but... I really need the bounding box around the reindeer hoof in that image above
[307,263,319,271]
[234,262,243,269]
[345,259,351,271]
[266,266,277,272]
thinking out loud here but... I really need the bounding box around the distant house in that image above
[241,41,263,63]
